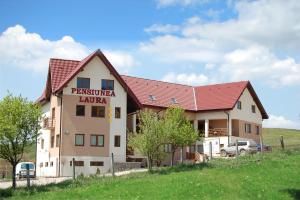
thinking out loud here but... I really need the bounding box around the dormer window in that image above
[149,95,156,101]
[252,105,256,113]
[237,101,242,110]
[171,98,178,104]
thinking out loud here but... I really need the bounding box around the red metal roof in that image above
[121,75,196,110]
[194,81,248,111]
[37,50,268,119]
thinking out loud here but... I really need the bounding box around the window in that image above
[115,107,121,118]
[70,161,72,166]
[50,162,53,167]
[256,126,260,135]
[51,136,54,148]
[171,98,178,104]
[41,139,44,149]
[74,161,84,166]
[56,135,60,147]
[164,144,172,153]
[149,95,156,101]
[77,77,90,89]
[45,162,48,167]
[75,134,85,146]
[90,161,104,166]
[90,135,104,147]
[91,106,105,118]
[238,141,248,146]
[114,135,121,147]
[40,163,43,167]
[76,105,85,116]
[237,101,242,110]
[101,79,114,90]
[189,145,196,153]
[252,105,256,113]
[245,123,252,133]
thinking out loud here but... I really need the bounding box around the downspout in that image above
[55,93,63,177]
[224,111,230,146]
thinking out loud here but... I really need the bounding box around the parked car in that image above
[16,162,35,179]
[257,144,272,152]
[220,141,257,157]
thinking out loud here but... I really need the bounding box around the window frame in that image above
[56,135,60,147]
[77,77,90,89]
[91,106,105,118]
[252,105,256,113]
[41,139,44,149]
[90,161,104,166]
[76,105,85,116]
[101,79,114,90]
[245,123,252,134]
[114,135,121,147]
[237,101,242,110]
[115,107,121,119]
[50,136,54,148]
[90,134,104,147]
[75,134,85,146]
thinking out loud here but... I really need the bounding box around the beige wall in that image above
[61,94,110,157]
[238,120,261,143]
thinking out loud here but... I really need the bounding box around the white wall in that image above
[230,88,262,124]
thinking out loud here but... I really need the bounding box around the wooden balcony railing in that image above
[43,117,55,129]
[208,128,228,137]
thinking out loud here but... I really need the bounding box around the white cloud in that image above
[263,115,300,130]
[0,25,138,74]
[0,25,88,72]
[103,50,138,74]
[144,24,180,34]
[219,45,300,86]
[156,0,213,7]
[140,0,300,87]
[162,72,208,85]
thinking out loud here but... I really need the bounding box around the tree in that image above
[0,94,41,188]
[128,110,166,171]
[163,107,198,166]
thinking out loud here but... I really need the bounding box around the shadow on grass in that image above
[0,179,73,199]
[282,189,300,200]
[150,162,212,175]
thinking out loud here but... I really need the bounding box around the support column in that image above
[132,113,137,133]
[193,120,198,131]
[205,119,209,138]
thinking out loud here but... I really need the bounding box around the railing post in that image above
[236,139,239,157]
[72,158,75,179]
[209,141,213,160]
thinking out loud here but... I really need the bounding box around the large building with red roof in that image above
[36,50,268,177]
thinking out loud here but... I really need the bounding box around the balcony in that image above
[43,117,55,129]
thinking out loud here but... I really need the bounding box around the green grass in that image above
[1,150,300,200]
[263,128,300,148]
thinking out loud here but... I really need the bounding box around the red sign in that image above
[79,96,107,104]
[72,88,115,97]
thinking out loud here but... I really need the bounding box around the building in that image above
[36,49,268,177]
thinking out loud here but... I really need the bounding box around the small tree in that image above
[163,107,198,165]
[0,94,41,188]
[128,110,166,171]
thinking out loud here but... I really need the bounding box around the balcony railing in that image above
[208,128,228,137]
[43,117,55,129]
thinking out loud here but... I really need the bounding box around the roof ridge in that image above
[194,80,249,88]
[50,58,81,62]
[121,74,193,88]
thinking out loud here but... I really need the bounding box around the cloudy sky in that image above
[0,0,299,129]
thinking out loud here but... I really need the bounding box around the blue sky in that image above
[0,0,299,129]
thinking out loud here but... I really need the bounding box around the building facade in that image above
[36,50,268,177]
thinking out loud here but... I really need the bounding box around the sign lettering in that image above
[71,88,115,97]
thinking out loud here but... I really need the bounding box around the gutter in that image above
[224,110,230,146]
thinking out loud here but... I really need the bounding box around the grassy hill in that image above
[2,150,300,200]
[262,128,300,148]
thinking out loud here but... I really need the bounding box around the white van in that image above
[16,162,35,179]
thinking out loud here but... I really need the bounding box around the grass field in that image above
[262,128,300,148]
[1,150,300,200]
